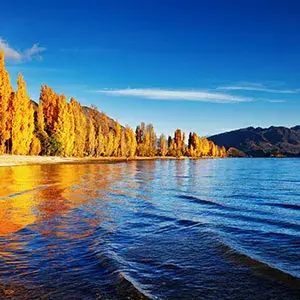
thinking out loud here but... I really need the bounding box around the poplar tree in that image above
[36,102,50,155]
[0,51,13,153]
[86,117,96,156]
[11,74,34,155]
[113,122,121,156]
[69,98,86,157]
[125,126,137,158]
[158,134,168,156]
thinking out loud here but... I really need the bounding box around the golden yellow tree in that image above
[100,112,110,136]
[86,117,96,156]
[69,98,86,157]
[220,146,227,158]
[30,136,42,155]
[158,134,167,156]
[141,123,156,157]
[11,74,34,155]
[63,102,75,156]
[39,86,74,156]
[202,138,210,156]
[0,51,13,153]
[113,122,121,156]
[124,126,136,158]
[95,130,105,156]
[208,141,218,157]
[54,94,69,156]
[120,130,126,157]
[40,85,57,135]
[35,102,49,154]
[105,129,115,157]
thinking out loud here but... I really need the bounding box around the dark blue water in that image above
[0,158,300,299]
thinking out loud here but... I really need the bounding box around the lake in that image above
[0,158,299,299]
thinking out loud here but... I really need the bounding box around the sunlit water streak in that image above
[0,159,299,299]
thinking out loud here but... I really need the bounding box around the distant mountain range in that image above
[209,126,300,157]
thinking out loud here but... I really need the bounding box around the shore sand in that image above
[0,155,187,167]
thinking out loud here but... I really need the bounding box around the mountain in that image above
[209,126,300,157]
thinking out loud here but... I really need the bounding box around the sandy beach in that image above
[0,155,187,167]
[0,155,81,167]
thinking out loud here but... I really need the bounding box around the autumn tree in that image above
[0,51,13,153]
[39,85,61,155]
[35,102,50,155]
[11,74,34,155]
[54,94,74,156]
[167,136,172,149]
[136,122,145,156]
[167,129,186,157]
[105,129,115,157]
[39,86,75,156]
[174,129,185,157]
[30,136,42,155]
[69,98,86,157]
[86,116,96,156]
[209,141,218,157]
[202,138,210,156]
[158,134,168,156]
[142,123,156,157]
[125,126,137,158]
[64,102,75,156]
[220,146,227,158]
[112,122,121,157]
[100,112,110,136]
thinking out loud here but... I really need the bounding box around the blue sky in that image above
[1,0,300,136]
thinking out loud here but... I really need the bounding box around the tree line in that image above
[0,51,226,158]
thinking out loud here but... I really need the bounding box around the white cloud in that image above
[93,88,251,103]
[218,84,299,94]
[0,38,22,61]
[265,99,286,103]
[24,44,46,61]
[0,38,46,62]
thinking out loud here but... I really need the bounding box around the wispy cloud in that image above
[265,99,286,103]
[0,38,46,63]
[93,88,251,103]
[218,83,300,94]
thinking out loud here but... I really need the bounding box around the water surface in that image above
[0,159,300,299]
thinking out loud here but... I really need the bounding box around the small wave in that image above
[115,272,152,299]
[177,195,223,207]
[135,211,177,223]
[85,241,152,299]
[263,202,300,211]
[224,193,277,201]
[0,185,50,201]
[211,211,300,232]
[214,235,300,285]
[176,219,203,229]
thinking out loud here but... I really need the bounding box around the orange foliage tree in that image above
[11,74,34,155]
[0,50,13,153]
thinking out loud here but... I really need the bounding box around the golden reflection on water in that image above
[0,162,139,238]
[0,166,41,236]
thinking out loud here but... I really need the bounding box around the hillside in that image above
[209,126,300,157]
[32,101,120,132]
[82,106,121,132]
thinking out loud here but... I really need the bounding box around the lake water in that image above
[0,159,300,299]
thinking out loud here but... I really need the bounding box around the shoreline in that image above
[0,155,188,167]
[0,155,291,167]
